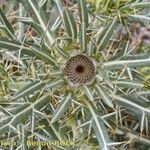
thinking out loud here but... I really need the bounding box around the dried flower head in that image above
[64,55,95,84]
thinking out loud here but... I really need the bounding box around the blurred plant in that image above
[0,0,150,150]
[0,0,5,5]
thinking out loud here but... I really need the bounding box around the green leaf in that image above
[0,94,50,134]
[14,80,46,100]
[18,0,55,45]
[0,37,28,50]
[51,93,72,123]
[78,0,88,27]
[92,118,110,150]
[97,67,114,89]
[79,23,87,51]
[0,38,58,66]
[46,79,64,89]
[55,0,64,18]
[39,0,47,8]
[0,8,15,39]
[30,46,58,67]
[96,85,114,108]
[17,17,43,36]
[85,101,110,150]
[83,85,94,101]
[128,15,150,24]
[111,95,150,116]
[55,46,69,59]
[87,40,96,56]
[120,2,150,10]
[96,18,117,53]
[120,52,150,60]
[103,58,150,70]
[0,105,12,116]
[113,80,143,88]
[63,8,77,39]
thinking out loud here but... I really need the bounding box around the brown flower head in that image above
[64,55,95,84]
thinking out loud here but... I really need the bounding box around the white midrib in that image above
[28,0,54,45]
[112,95,150,114]
[103,58,150,67]
[51,93,71,123]
[88,103,108,150]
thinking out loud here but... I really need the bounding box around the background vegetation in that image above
[0,0,150,150]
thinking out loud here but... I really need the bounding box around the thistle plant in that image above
[0,0,150,150]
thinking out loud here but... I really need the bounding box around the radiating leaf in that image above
[111,95,150,116]
[113,80,143,88]
[78,0,88,27]
[120,2,150,10]
[17,17,43,36]
[0,8,15,39]
[96,18,117,53]
[128,15,150,24]
[97,67,114,89]
[14,80,46,100]
[51,93,72,123]
[0,94,50,134]
[63,8,77,39]
[30,46,58,67]
[55,0,64,18]
[0,38,58,66]
[46,79,64,89]
[103,58,150,70]
[79,23,87,51]
[85,101,110,150]
[55,46,69,58]
[83,85,94,101]
[96,85,114,108]
[17,0,55,45]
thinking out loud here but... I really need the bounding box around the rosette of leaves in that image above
[0,0,150,150]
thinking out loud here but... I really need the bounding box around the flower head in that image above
[64,55,95,84]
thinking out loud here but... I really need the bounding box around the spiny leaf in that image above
[0,8,15,39]
[111,95,150,116]
[96,18,117,53]
[96,85,114,108]
[83,85,94,101]
[51,93,72,123]
[46,79,64,89]
[85,101,110,150]
[30,46,58,67]
[79,23,87,51]
[92,118,110,150]
[14,80,46,100]
[103,58,150,70]
[17,0,55,45]
[55,0,64,18]
[0,38,58,66]
[0,94,50,134]
[17,17,43,36]
[128,15,150,24]
[78,0,89,27]
[97,67,114,89]
[120,2,150,10]
[63,8,77,39]
[113,80,143,88]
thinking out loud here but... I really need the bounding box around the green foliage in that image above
[0,0,150,150]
